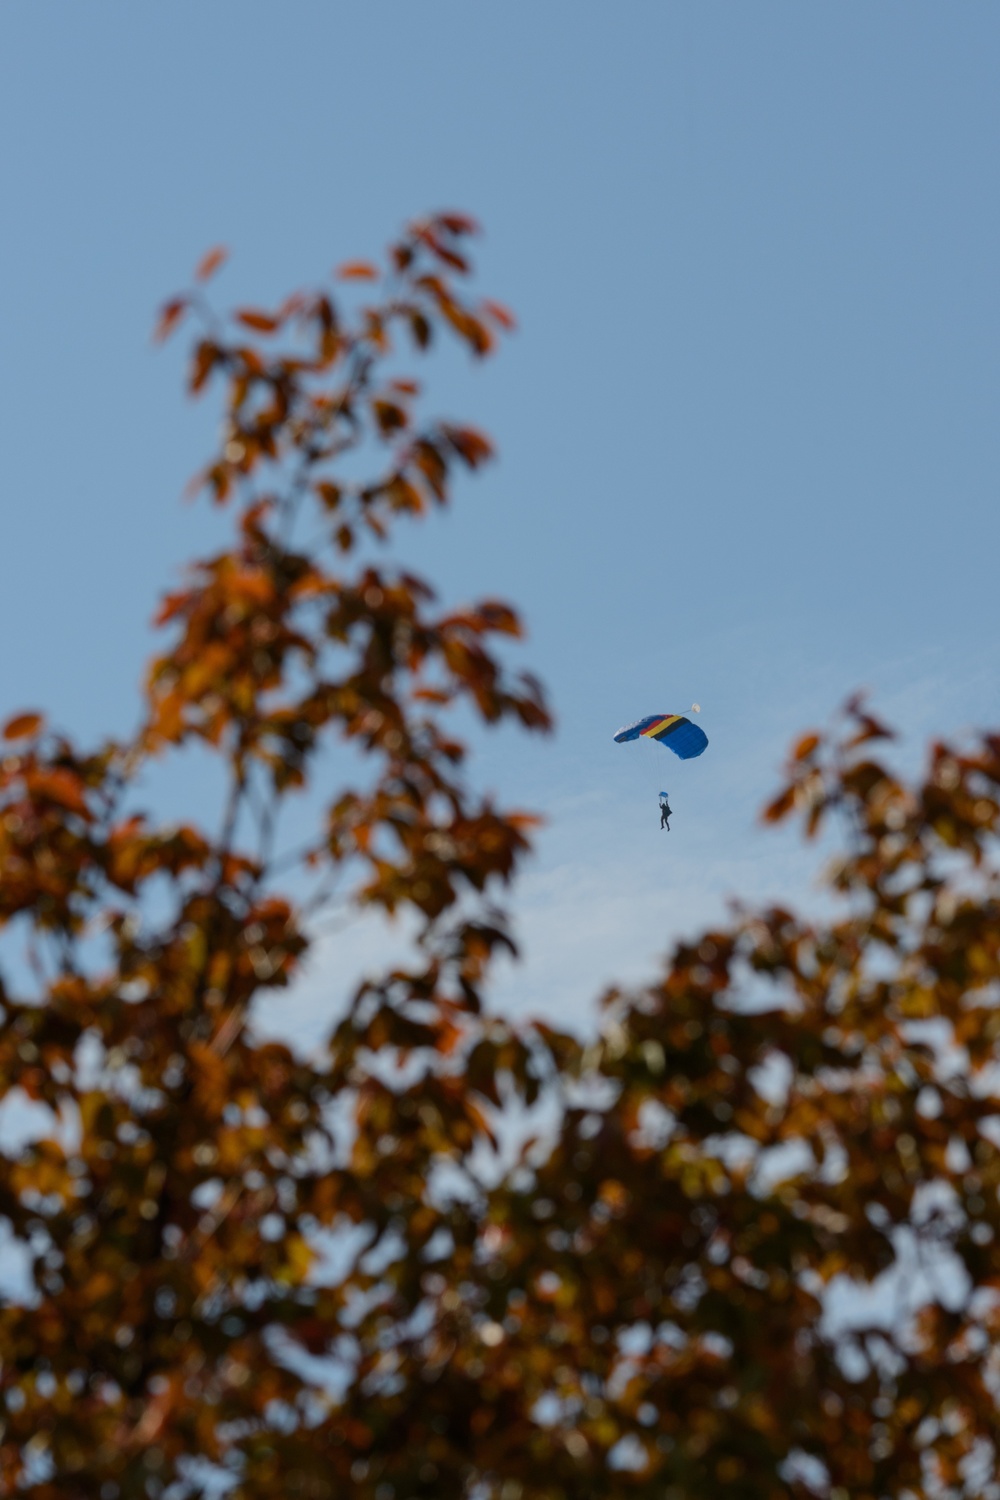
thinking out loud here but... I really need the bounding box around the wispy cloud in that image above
[254,798,816,1052]
[255,647,1000,1054]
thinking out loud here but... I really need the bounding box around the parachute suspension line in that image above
[647,739,662,796]
[612,708,709,819]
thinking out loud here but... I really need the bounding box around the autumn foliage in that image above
[2,216,1000,1499]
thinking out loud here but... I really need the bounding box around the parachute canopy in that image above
[613,713,708,760]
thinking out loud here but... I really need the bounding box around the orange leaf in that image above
[154,298,188,343]
[226,566,275,605]
[794,734,821,761]
[236,309,279,333]
[762,788,795,824]
[385,475,424,513]
[195,246,228,282]
[336,261,378,282]
[3,712,44,741]
[27,768,89,817]
[483,299,517,331]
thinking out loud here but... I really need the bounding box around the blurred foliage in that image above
[2,217,1000,1500]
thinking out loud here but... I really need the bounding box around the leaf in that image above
[3,711,44,741]
[154,297,188,343]
[845,713,896,748]
[476,601,520,637]
[190,340,220,394]
[315,481,344,512]
[336,261,378,281]
[235,308,279,333]
[411,439,447,499]
[483,298,517,331]
[408,310,432,349]
[385,475,424,514]
[443,425,494,468]
[373,399,408,436]
[436,212,479,236]
[794,733,821,761]
[762,787,795,823]
[26,767,90,816]
[424,238,469,273]
[195,245,228,282]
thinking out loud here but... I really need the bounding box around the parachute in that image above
[613,709,708,760]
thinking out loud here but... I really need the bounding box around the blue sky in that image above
[2,4,999,1039]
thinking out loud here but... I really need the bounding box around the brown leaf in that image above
[408,310,432,349]
[436,212,479,236]
[190,340,220,394]
[235,308,280,333]
[443,425,494,468]
[3,711,44,741]
[315,481,344,512]
[411,439,447,499]
[373,399,408,436]
[154,297,188,343]
[762,787,796,823]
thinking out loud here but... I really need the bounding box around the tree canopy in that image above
[2,216,1000,1500]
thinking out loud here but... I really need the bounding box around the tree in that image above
[1,217,999,1500]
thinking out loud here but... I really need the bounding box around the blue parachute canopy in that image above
[614,713,708,760]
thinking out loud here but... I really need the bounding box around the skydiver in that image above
[659,792,672,831]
